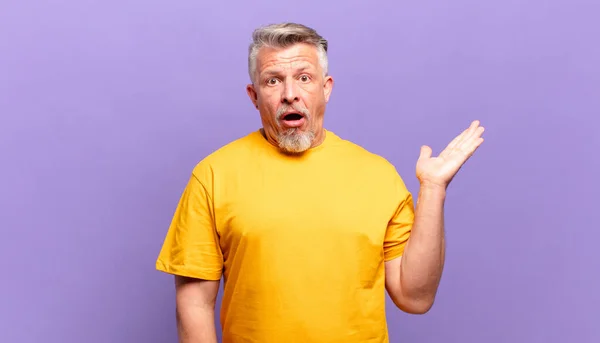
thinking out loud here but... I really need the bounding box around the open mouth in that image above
[283,113,304,121]
[280,112,306,128]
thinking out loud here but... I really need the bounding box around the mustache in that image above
[276,104,311,120]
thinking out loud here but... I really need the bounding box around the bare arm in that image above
[385,183,446,314]
[385,120,484,314]
[175,275,220,343]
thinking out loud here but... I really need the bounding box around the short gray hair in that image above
[248,23,329,83]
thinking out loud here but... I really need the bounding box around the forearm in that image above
[175,277,220,343]
[400,183,446,306]
[176,304,218,343]
[389,120,483,312]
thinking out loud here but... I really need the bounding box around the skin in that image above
[246,43,334,152]
[173,42,485,341]
[385,120,485,313]
[174,276,219,343]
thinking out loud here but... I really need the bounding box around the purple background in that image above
[1,0,599,342]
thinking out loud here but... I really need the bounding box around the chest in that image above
[212,163,395,257]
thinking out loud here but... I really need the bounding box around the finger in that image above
[463,136,485,157]
[456,126,485,153]
[442,126,471,153]
[442,129,483,165]
[440,121,480,157]
[419,145,433,159]
[454,126,485,151]
[452,137,484,164]
[455,120,481,146]
[443,132,465,152]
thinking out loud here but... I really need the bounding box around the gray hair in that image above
[248,23,329,83]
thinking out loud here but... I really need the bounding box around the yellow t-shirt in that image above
[156,129,414,343]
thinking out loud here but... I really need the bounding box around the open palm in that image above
[416,120,485,188]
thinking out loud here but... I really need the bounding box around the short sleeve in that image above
[383,173,415,261]
[155,172,223,280]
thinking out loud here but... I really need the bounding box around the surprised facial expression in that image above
[247,43,334,153]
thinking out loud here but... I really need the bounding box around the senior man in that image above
[156,22,485,343]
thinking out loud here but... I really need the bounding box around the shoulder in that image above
[329,131,411,194]
[329,131,401,175]
[190,130,263,183]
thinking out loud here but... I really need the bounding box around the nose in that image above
[281,78,299,104]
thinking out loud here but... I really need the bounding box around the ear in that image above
[246,84,259,109]
[323,75,334,103]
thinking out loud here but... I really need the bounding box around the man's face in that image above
[246,43,334,153]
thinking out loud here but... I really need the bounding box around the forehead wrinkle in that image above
[261,62,313,77]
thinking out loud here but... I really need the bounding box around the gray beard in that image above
[277,128,315,154]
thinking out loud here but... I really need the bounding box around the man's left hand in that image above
[416,120,485,189]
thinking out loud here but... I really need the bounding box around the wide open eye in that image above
[299,75,310,82]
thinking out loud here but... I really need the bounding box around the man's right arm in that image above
[175,276,220,343]
[156,170,223,341]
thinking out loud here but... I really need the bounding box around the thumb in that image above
[419,145,432,159]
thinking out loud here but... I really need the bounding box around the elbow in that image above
[390,294,436,315]
[404,299,435,315]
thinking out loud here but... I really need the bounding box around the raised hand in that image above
[416,120,485,189]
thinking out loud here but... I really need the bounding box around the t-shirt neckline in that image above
[254,128,335,157]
